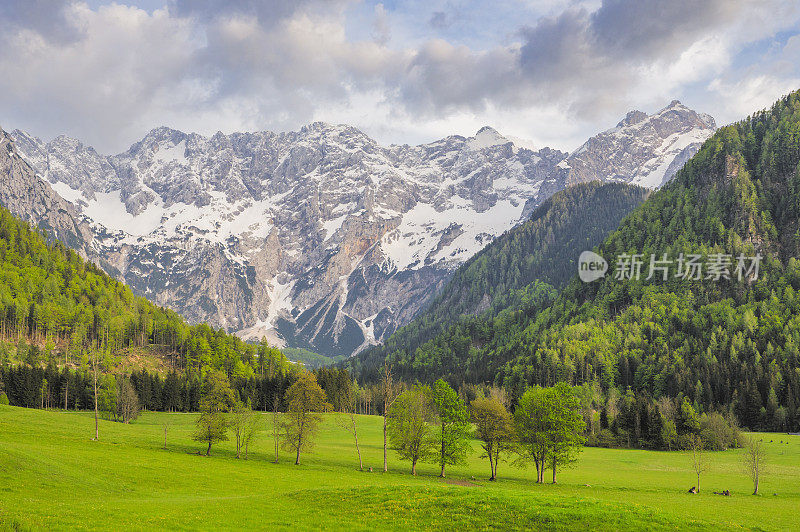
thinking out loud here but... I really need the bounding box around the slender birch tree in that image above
[380,363,402,472]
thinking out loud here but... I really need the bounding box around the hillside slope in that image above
[347,182,650,381]
[498,90,800,432]
[0,201,283,379]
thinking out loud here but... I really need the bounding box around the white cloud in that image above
[709,75,800,120]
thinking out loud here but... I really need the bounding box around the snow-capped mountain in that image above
[557,100,716,189]
[5,100,715,358]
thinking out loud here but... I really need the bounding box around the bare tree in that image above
[231,401,251,459]
[380,364,403,472]
[271,392,281,463]
[656,396,677,423]
[85,349,101,440]
[231,402,259,459]
[243,411,260,459]
[488,385,511,409]
[743,436,766,495]
[117,378,140,424]
[338,382,363,470]
[687,434,707,493]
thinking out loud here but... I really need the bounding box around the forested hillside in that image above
[0,205,287,378]
[347,182,650,381]
[494,90,800,432]
[353,90,800,434]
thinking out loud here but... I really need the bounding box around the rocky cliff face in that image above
[0,128,94,257]
[6,101,715,358]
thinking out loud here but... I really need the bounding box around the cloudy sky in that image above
[2,0,800,154]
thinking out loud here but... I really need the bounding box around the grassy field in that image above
[0,405,797,530]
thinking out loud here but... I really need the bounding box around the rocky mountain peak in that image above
[466,126,509,151]
[560,101,716,189]
[617,110,648,128]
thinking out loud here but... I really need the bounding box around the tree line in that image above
[0,357,743,456]
[181,364,587,483]
[0,361,770,496]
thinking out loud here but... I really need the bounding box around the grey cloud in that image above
[399,41,524,115]
[0,0,85,44]
[518,0,746,79]
[169,0,348,26]
[429,11,449,29]
[519,8,593,81]
[170,0,301,23]
[428,4,464,31]
[590,0,740,60]
[392,0,796,125]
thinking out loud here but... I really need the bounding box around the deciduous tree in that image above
[387,386,436,475]
[686,433,707,493]
[431,379,470,477]
[282,372,329,465]
[117,377,140,424]
[515,386,553,483]
[84,348,110,440]
[743,436,766,495]
[243,408,260,460]
[192,370,236,456]
[380,363,403,472]
[231,401,254,459]
[471,395,515,480]
[271,392,281,463]
[546,383,585,483]
[515,383,585,483]
[337,381,363,470]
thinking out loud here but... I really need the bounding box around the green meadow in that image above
[0,405,797,530]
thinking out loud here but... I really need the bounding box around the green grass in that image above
[0,405,797,530]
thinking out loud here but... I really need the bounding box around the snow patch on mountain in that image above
[153,139,188,166]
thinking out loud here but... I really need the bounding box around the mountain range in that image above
[3,100,715,359]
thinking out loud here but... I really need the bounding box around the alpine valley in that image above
[3,101,715,360]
